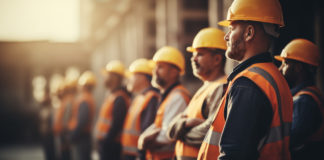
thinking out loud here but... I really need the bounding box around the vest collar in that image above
[228,52,273,81]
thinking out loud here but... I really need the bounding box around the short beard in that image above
[225,31,246,61]
[153,75,166,88]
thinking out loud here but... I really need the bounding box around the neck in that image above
[161,79,178,93]
[204,69,225,82]
[137,83,150,94]
[109,84,122,92]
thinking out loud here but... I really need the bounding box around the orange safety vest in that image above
[53,97,68,135]
[121,89,160,156]
[175,76,227,160]
[68,91,96,133]
[147,85,191,160]
[198,62,293,160]
[95,89,131,142]
[294,86,324,142]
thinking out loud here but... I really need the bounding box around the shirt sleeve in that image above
[69,101,89,141]
[290,94,322,150]
[218,77,273,160]
[140,96,159,132]
[156,92,188,143]
[104,96,128,143]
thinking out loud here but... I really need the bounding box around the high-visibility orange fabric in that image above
[53,97,68,135]
[294,86,324,142]
[198,62,293,160]
[121,90,160,156]
[68,91,96,133]
[175,76,227,160]
[147,85,191,160]
[95,89,131,142]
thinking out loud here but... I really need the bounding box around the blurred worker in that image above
[95,60,131,160]
[53,80,68,160]
[53,77,78,160]
[198,0,293,159]
[121,59,160,160]
[138,46,191,160]
[275,39,324,160]
[68,71,96,160]
[39,86,56,160]
[167,28,227,160]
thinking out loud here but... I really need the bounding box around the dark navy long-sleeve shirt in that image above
[69,101,89,142]
[219,53,274,160]
[290,81,322,150]
[140,87,160,133]
[103,88,130,145]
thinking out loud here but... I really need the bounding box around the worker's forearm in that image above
[182,116,213,146]
[166,114,187,140]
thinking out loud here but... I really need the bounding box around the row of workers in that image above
[52,0,324,160]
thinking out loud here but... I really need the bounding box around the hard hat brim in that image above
[101,68,125,77]
[186,46,195,53]
[275,55,319,67]
[274,56,284,62]
[218,20,230,27]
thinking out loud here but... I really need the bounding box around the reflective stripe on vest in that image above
[68,92,95,133]
[147,85,191,160]
[198,63,292,160]
[175,76,227,160]
[121,90,159,156]
[95,90,131,141]
[294,86,324,142]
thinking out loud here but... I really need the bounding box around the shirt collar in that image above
[141,86,159,95]
[291,80,315,96]
[228,52,273,81]
[159,81,181,104]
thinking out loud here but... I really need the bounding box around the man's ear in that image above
[213,54,222,66]
[245,25,255,42]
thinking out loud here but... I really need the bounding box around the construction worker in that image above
[121,59,160,160]
[39,85,55,160]
[275,39,324,160]
[95,60,131,160]
[166,28,227,160]
[68,71,96,160]
[138,46,191,160]
[198,0,293,159]
[53,79,68,160]
[53,77,78,160]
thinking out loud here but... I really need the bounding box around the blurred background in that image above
[0,0,323,159]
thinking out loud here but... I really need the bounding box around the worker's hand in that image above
[138,127,161,150]
[180,113,188,118]
[184,118,204,128]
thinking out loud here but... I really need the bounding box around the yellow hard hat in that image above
[274,39,320,66]
[218,0,284,27]
[65,78,78,90]
[103,60,125,76]
[187,28,227,52]
[78,71,96,86]
[129,58,155,76]
[153,46,185,75]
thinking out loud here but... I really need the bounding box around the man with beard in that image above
[166,28,227,160]
[275,39,324,160]
[95,60,131,160]
[138,46,191,160]
[197,0,293,159]
[121,58,160,160]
